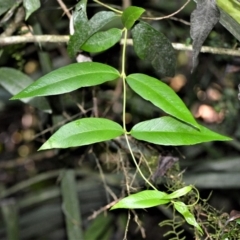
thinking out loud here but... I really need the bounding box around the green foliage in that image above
[68,7,121,56]
[131,21,176,77]
[11,62,120,98]
[126,73,198,128]
[0,0,15,16]
[0,67,51,112]
[39,118,124,150]
[217,0,240,25]
[131,116,231,146]
[23,0,41,20]
[121,6,145,29]
[6,1,234,239]
[81,28,122,53]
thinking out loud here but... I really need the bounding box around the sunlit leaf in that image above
[111,190,170,209]
[122,6,145,29]
[126,73,198,129]
[131,116,231,146]
[39,118,124,150]
[81,28,122,53]
[11,62,120,99]
[131,21,176,77]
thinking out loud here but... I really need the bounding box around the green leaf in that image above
[0,0,15,16]
[131,116,232,146]
[84,214,113,240]
[173,201,203,234]
[126,73,198,129]
[0,67,51,112]
[131,21,176,77]
[111,190,170,209]
[11,62,120,99]
[23,0,41,20]
[217,0,240,25]
[81,28,122,53]
[167,186,192,199]
[68,11,120,56]
[122,6,145,29]
[39,118,124,150]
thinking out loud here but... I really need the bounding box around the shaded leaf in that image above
[68,11,120,56]
[11,62,120,99]
[174,201,203,234]
[190,0,220,71]
[0,0,15,16]
[122,6,145,29]
[131,116,231,146]
[0,67,51,112]
[126,73,198,128]
[131,21,176,77]
[23,0,41,20]
[39,118,124,150]
[81,28,122,53]
[111,190,170,209]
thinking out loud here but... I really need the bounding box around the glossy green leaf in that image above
[126,73,198,129]
[68,11,120,56]
[39,118,124,150]
[0,67,51,112]
[174,201,203,234]
[167,186,192,199]
[23,0,41,20]
[131,116,231,146]
[111,190,170,209]
[11,62,120,99]
[131,21,176,77]
[81,28,122,53]
[122,6,145,29]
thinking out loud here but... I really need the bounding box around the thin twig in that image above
[1,35,240,57]
[56,0,72,19]
[142,0,191,21]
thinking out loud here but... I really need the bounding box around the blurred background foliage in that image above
[0,0,240,239]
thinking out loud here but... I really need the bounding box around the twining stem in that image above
[121,28,128,132]
[121,28,157,191]
[93,0,122,14]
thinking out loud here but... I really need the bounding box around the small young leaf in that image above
[81,28,122,53]
[122,6,145,29]
[190,0,220,71]
[111,190,170,210]
[23,0,41,20]
[126,73,198,129]
[0,67,51,112]
[39,118,124,150]
[174,201,203,234]
[11,62,120,99]
[131,116,231,146]
[167,186,192,199]
[131,21,176,77]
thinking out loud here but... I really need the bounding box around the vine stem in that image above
[93,0,122,14]
[121,28,158,191]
